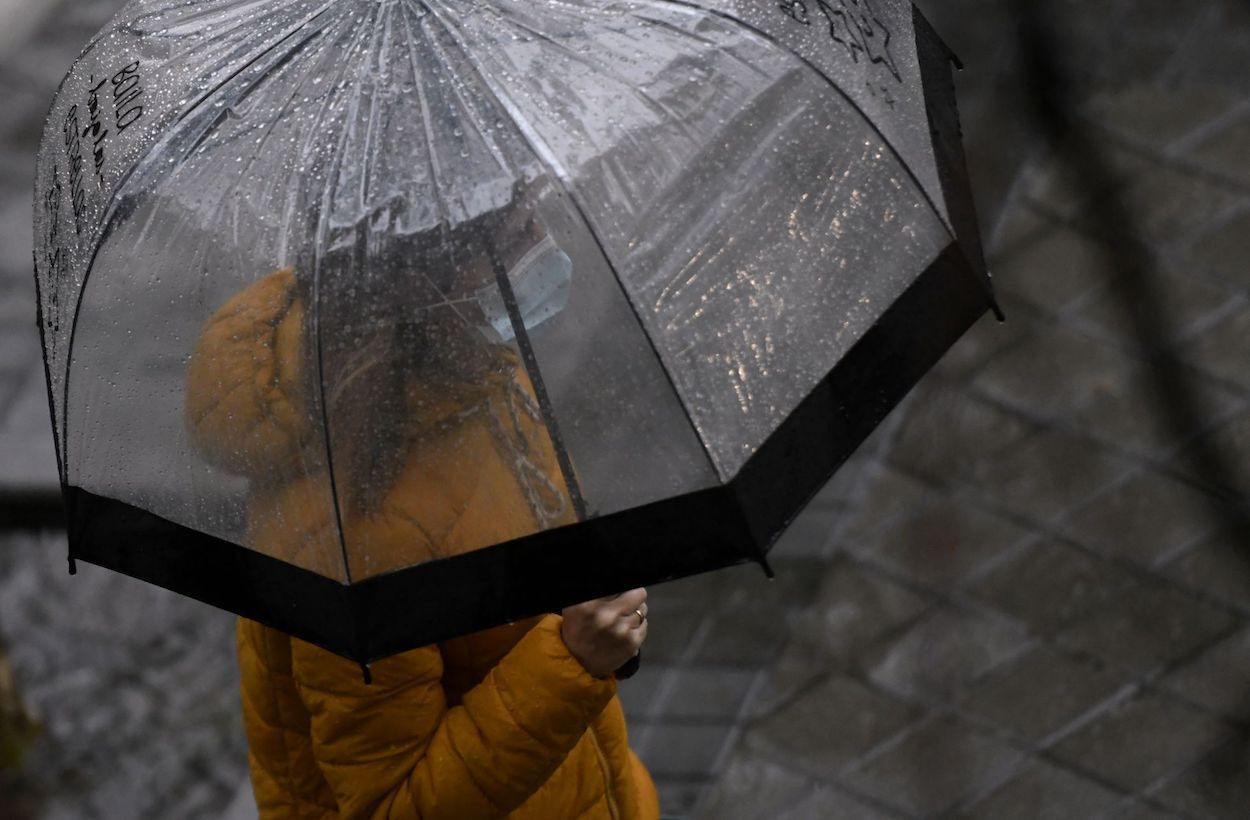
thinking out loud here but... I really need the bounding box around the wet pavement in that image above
[0,531,245,820]
[2,1,1250,818]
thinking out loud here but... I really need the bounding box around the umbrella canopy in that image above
[34,0,996,663]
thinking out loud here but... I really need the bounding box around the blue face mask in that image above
[475,235,571,343]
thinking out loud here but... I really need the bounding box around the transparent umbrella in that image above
[34,0,997,663]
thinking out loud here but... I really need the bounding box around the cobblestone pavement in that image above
[2,1,1250,819]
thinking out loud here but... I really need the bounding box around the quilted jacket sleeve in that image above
[290,615,616,819]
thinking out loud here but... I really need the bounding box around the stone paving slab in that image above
[1049,692,1238,795]
[958,644,1126,745]
[842,714,1027,816]
[957,758,1126,820]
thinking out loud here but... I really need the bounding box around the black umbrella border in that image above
[53,7,998,667]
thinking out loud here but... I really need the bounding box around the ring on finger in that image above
[633,608,646,628]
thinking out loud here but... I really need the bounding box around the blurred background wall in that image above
[2,1,1249,818]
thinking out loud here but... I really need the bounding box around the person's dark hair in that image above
[296,182,541,515]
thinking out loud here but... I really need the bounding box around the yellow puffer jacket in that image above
[187,269,660,819]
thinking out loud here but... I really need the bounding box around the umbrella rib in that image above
[224,48,330,264]
[31,254,66,487]
[57,3,340,484]
[421,3,571,180]
[647,96,809,320]
[160,6,295,65]
[417,7,523,181]
[496,12,704,152]
[635,12,769,83]
[306,13,388,590]
[420,4,598,517]
[355,4,390,214]
[401,6,451,228]
[421,0,723,484]
[420,9,591,520]
[211,44,323,259]
[486,244,589,522]
[398,7,496,336]
[659,0,957,241]
[167,2,340,105]
[137,0,279,43]
[307,243,352,589]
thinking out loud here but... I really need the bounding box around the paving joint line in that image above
[733,701,924,818]
[1162,92,1250,157]
[882,458,1250,628]
[1063,290,1249,352]
[691,431,905,815]
[960,381,1246,480]
[1098,126,1250,198]
[1135,727,1250,816]
[1151,4,1224,89]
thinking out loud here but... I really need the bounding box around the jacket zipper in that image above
[587,727,621,820]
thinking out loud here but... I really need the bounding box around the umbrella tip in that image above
[360,663,373,685]
[67,556,77,576]
[756,554,776,580]
[983,271,1006,322]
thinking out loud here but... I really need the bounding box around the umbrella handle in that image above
[614,651,642,681]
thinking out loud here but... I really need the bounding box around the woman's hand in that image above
[561,588,648,679]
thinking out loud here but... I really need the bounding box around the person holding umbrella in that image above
[34,4,995,817]
[185,191,660,819]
